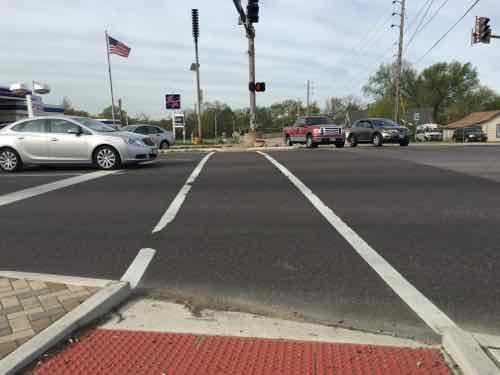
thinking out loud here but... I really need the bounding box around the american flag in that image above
[108,36,131,58]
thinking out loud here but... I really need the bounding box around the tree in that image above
[61,97,90,117]
[99,105,128,123]
[418,62,479,123]
[363,61,486,123]
[326,96,363,123]
[363,61,418,103]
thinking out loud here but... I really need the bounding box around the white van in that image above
[415,124,442,142]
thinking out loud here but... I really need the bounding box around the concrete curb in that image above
[442,327,500,375]
[0,281,131,375]
[0,271,112,288]
[161,146,296,153]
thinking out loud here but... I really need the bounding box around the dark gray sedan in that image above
[348,118,410,147]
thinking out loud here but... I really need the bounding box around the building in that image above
[0,85,63,124]
[443,111,500,142]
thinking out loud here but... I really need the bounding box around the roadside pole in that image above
[306,80,311,116]
[394,0,406,124]
[248,30,257,132]
[192,9,203,143]
[105,30,116,126]
[233,0,261,146]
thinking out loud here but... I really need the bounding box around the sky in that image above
[1,0,498,118]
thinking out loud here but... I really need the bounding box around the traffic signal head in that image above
[192,9,199,40]
[247,0,259,23]
[476,16,491,44]
[249,82,266,92]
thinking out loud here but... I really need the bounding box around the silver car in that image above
[0,116,158,172]
[122,124,175,149]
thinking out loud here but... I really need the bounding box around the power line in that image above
[415,0,481,64]
[419,0,451,33]
[407,0,451,50]
[405,0,434,34]
[406,0,437,48]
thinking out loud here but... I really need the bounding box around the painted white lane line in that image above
[0,170,119,208]
[152,152,215,233]
[121,248,157,289]
[257,151,456,334]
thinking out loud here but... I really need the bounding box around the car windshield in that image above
[306,117,330,125]
[71,117,117,132]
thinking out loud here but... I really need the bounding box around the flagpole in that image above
[105,30,116,125]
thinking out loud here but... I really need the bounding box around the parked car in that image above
[0,116,158,172]
[122,124,175,149]
[452,125,487,143]
[347,118,410,147]
[415,124,443,142]
[283,116,345,148]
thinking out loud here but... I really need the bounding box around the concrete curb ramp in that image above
[0,248,156,375]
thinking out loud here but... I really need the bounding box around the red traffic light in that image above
[255,82,266,92]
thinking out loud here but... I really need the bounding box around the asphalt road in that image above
[1,145,500,341]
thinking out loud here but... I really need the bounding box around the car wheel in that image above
[285,136,293,146]
[348,135,358,147]
[306,135,316,149]
[160,141,170,150]
[400,141,409,147]
[373,133,383,147]
[0,148,22,172]
[94,146,120,170]
[335,142,345,148]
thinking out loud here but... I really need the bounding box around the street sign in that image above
[165,94,181,110]
[174,113,185,128]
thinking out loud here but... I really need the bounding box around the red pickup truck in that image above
[283,116,345,148]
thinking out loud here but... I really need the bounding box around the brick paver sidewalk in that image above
[0,277,100,360]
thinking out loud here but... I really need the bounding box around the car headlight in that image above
[313,128,321,135]
[125,138,145,146]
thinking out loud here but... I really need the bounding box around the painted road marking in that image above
[258,151,456,334]
[121,248,157,289]
[152,152,215,233]
[0,170,119,208]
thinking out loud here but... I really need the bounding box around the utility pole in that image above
[393,0,406,124]
[192,9,203,142]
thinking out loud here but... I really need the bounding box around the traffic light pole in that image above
[194,40,203,140]
[248,27,257,132]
